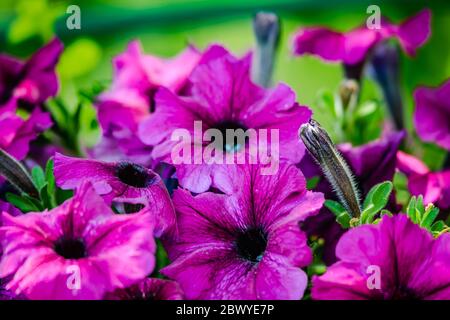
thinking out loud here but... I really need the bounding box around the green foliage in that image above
[46,90,102,155]
[313,85,384,146]
[326,181,394,228]
[8,0,63,44]
[4,159,73,213]
[406,196,449,237]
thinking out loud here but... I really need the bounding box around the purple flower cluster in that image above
[0,7,449,301]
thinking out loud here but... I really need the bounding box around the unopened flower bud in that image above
[299,119,361,217]
[252,12,280,87]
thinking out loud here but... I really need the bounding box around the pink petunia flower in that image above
[105,278,184,300]
[53,153,176,237]
[0,103,52,161]
[92,40,202,165]
[0,38,63,110]
[161,162,324,300]
[414,79,450,151]
[396,151,450,210]
[312,214,450,300]
[291,9,431,66]
[0,201,22,300]
[0,182,156,300]
[139,45,312,193]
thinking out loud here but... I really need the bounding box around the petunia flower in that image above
[53,152,176,237]
[291,9,431,67]
[0,201,22,300]
[0,104,52,161]
[0,38,63,110]
[299,131,404,264]
[312,214,450,300]
[0,182,155,300]
[139,45,312,193]
[397,151,450,210]
[105,278,184,300]
[93,40,202,165]
[161,162,324,300]
[414,79,450,151]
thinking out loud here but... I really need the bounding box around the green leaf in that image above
[325,200,351,228]
[5,193,39,213]
[361,181,393,224]
[370,181,393,210]
[31,166,46,191]
[406,196,417,223]
[306,176,320,190]
[421,205,439,229]
[45,159,57,208]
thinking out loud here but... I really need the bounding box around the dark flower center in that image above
[390,285,420,300]
[116,162,156,188]
[54,237,87,260]
[235,227,268,263]
[211,120,248,152]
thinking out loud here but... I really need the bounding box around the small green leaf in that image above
[45,159,57,208]
[325,200,351,228]
[406,196,417,223]
[5,193,39,213]
[361,181,393,224]
[31,166,46,191]
[371,181,393,210]
[306,176,320,190]
[421,205,439,229]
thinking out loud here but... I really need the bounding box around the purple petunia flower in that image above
[397,151,450,210]
[105,278,184,300]
[0,201,22,300]
[93,41,201,165]
[53,153,176,237]
[0,104,52,161]
[161,162,324,300]
[300,131,404,264]
[312,214,450,300]
[0,38,63,110]
[0,182,155,300]
[291,9,431,66]
[414,79,450,151]
[139,45,312,193]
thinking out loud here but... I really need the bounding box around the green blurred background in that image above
[0,0,449,168]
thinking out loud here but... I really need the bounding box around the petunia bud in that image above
[299,120,361,217]
[369,42,404,129]
[252,11,280,87]
[0,148,39,197]
[339,79,359,110]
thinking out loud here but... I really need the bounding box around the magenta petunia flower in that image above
[0,38,63,110]
[312,214,450,300]
[161,163,324,300]
[291,9,431,66]
[414,80,450,151]
[54,153,175,237]
[0,201,22,300]
[105,278,184,300]
[139,45,312,193]
[0,182,155,300]
[299,131,404,264]
[93,41,201,165]
[397,151,450,210]
[0,103,52,161]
